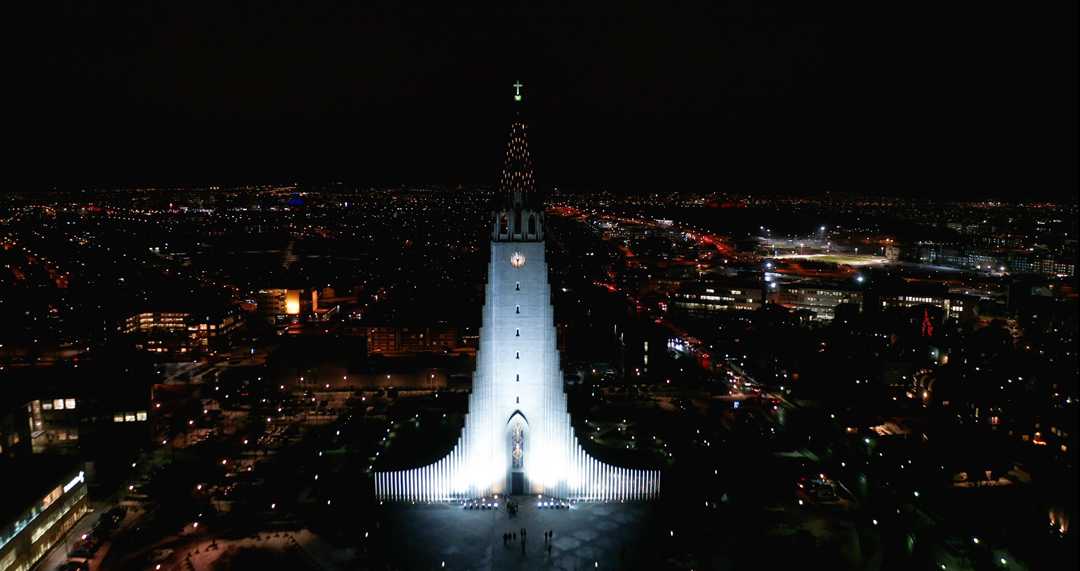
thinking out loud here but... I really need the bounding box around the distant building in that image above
[670,280,763,315]
[914,243,962,266]
[870,283,976,323]
[0,409,26,460]
[286,290,301,315]
[119,307,242,354]
[770,282,864,321]
[255,288,310,323]
[0,457,89,571]
[364,325,458,355]
[24,397,81,456]
[0,366,153,460]
[1003,254,1075,277]
[255,289,288,323]
[120,311,189,334]
[914,243,1075,277]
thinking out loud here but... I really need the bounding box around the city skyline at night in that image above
[3,3,1077,571]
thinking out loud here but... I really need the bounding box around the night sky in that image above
[18,1,1078,199]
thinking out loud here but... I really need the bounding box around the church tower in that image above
[375,84,659,501]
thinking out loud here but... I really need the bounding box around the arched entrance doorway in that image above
[506,411,528,495]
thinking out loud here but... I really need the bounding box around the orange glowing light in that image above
[285,290,301,315]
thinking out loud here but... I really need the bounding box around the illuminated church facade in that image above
[374,84,659,501]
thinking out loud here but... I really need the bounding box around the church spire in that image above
[493,82,541,241]
[498,82,535,199]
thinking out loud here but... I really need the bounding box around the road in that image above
[34,508,97,571]
[35,502,146,571]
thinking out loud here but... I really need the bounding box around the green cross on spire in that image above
[513,81,523,102]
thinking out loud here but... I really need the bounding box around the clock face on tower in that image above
[510,252,526,268]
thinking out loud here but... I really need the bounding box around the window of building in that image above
[516,305,520,314]
[136,411,148,421]
[124,413,136,422]
[65,398,76,410]
[515,328,520,337]
[515,351,520,359]
[515,282,520,291]
[113,414,124,423]
[43,402,54,411]
[54,399,66,411]
[516,374,520,382]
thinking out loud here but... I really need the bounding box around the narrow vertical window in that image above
[515,282,520,291]
[516,374,520,382]
[515,328,520,337]
[515,351,520,359]
[515,305,520,314]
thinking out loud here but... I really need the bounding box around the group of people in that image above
[501,528,557,556]
[505,499,520,517]
[501,528,526,545]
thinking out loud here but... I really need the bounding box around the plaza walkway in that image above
[381,497,655,570]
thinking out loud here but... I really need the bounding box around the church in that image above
[374,85,659,501]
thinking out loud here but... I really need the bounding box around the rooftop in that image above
[0,455,83,528]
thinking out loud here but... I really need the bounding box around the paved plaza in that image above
[380,497,656,570]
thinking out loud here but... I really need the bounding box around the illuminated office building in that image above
[769,282,864,321]
[120,308,242,353]
[670,281,764,315]
[0,459,89,571]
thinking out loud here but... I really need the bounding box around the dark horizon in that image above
[16,2,1078,199]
